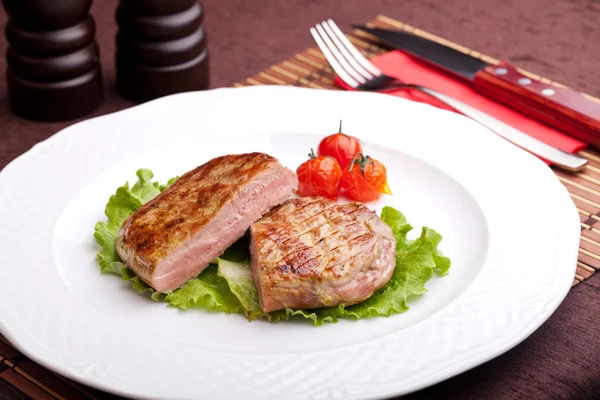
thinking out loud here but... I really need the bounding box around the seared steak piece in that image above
[249,197,396,313]
[116,153,298,292]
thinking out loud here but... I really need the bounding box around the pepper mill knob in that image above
[2,0,104,121]
[116,0,210,103]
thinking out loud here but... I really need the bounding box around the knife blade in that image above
[407,84,588,171]
[353,25,600,147]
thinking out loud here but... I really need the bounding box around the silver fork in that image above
[310,19,588,172]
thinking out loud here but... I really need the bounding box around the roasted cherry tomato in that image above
[296,150,342,199]
[340,171,381,202]
[318,121,363,168]
[340,154,391,202]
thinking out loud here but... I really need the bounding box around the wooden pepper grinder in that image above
[116,0,210,103]
[2,0,104,121]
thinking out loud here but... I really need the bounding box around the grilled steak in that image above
[116,152,298,292]
[249,197,396,313]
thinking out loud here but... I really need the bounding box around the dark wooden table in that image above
[1,0,600,399]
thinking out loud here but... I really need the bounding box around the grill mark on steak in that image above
[295,201,338,225]
[264,200,335,242]
[276,223,351,266]
[250,197,396,312]
[326,228,371,253]
[272,207,369,268]
[275,203,360,249]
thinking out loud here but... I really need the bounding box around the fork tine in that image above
[321,21,375,80]
[326,19,382,76]
[311,24,366,87]
[310,27,360,88]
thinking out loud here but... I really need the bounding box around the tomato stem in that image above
[349,153,362,172]
[308,148,316,159]
[349,153,374,176]
[338,119,343,133]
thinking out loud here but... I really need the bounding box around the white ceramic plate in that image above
[0,86,579,400]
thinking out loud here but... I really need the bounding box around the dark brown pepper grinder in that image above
[2,0,104,121]
[115,0,210,103]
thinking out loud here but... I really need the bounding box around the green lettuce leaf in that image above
[380,205,413,252]
[164,264,244,314]
[267,306,346,326]
[216,259,262,319]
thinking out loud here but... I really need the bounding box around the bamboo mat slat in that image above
[1,13,599,400]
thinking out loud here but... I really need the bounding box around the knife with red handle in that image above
[354,25,600,147]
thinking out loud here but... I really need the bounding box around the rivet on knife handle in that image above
[473,61,600,147]
[416,86,589,171]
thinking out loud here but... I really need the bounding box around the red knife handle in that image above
[473,61,600,146]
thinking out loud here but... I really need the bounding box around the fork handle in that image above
[410,85,588,171]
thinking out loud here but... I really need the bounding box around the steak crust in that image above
[117,152,298,292]
[250,197,396,312]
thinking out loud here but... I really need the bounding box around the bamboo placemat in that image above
[1,13,599,400]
